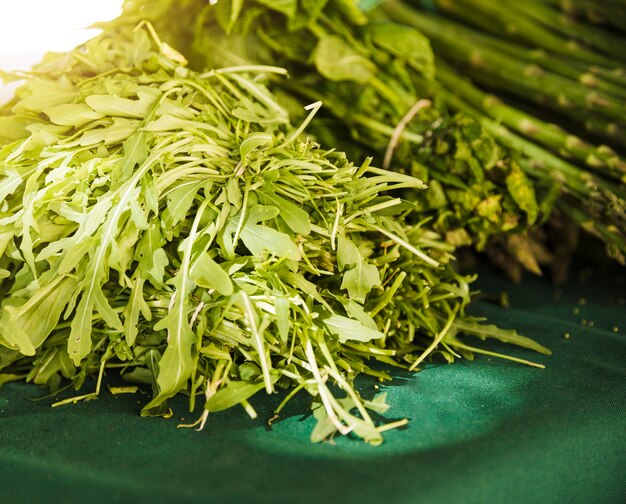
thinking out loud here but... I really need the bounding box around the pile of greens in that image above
[0,24,546,444]
[3,0,623,444]
[106,0,626,281]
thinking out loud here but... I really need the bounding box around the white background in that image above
[0,0,124,104]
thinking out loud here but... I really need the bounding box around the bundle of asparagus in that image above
[381,0,626,272]
[393,0,626,148]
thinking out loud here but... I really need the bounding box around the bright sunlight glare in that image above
[0,0,124,103]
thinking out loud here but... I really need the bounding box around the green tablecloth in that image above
[1,264,625,504]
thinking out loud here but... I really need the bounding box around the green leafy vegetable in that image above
[0,21,549,445]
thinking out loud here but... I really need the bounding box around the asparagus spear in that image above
[385,2,626,144]
[425,0,619,67]
[497,0,626,62]
[435,64,626,182]
[546,0,626,32]
[419,8,626,100]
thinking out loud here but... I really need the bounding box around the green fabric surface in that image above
[1,263,625,504]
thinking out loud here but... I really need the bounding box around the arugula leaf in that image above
[190,252,233,295]
[337,236,381,302]
[324,314,385,343]
[256,187,311,235]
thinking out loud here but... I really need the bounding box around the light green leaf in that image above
[246,204,280,224]
[453,319,552,355]
[93,284,124,332]
[136,224,168,285]
[240,132,273,160]
[78,118,141,146]
[142,295,196,413]
[274,296,291,344]
[240,224,301,260]
[68,291,95,364]
[123,276,152,346]
[341,299,378,330]
[0,315,36,356]
[85,93,157,118]
[0,115,31,141]
[282,272,328,307]
[337,235,361,271]
[310,399,339,443]
[257,188,311,235]
[205,380,266,412]
[341,261,380,302]
[13,78,78,114]
[190,252,233,296]
[324,314,385,343]
[226,177,243,210]
[114,131,148,181]
[43,103,103,127]
[314,35,375,83]
[367,22,434,78]
[337,236,380,302]
[363,392,390,415]
[165,180,204,227]
[0,275,78,355]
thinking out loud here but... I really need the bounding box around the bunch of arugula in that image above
[0,24,548,443]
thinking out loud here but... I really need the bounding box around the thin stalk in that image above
[498,0,626,62]
[385,2,626,125]
[426,0,618,67]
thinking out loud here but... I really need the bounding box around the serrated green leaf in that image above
[453,319,552,355]
[114,131,149,181]
[341,299,378,330]
[257,187,311,235]
[78,118,141,146]
[0,275,78,355]
[240,132,273,159]
[341,261,380,302]
[85,92,158,118]
[240,223,301,260]
[43,103,104,127]
[337,236,380,302]
[324,314,384,343]
[337,236,361,271]
[136,224,168,285]
[165,180,204,227]
[13,78,78,114]
[190,252,233,296]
